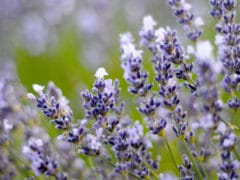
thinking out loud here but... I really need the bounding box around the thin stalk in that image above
[233,148,240,161]
[87,157,99,178]
[181,138,203,180]
[162,136,179,174]
[124,171,129,180]
[53,174,59,180]
[232,109,240,131]
[199,161,208,179]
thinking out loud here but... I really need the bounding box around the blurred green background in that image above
[0,0,221,178]
[0,0,209,115]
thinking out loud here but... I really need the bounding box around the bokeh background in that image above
[0,0,228,178]
[0,0,211,117]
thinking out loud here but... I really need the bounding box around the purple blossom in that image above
[168,0,203,41]
[120,33,152,96]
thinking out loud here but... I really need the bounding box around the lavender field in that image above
[1,0,240,179]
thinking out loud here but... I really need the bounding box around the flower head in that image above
[95,67,108,79]
[33,84,45,95]
[142,15,157,32]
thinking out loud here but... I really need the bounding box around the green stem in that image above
[87,157,99,178]
[233,148,240,161]
[125,171,129,180]
[199,161,208,179]
[162,136,179,174]
[181,139,203,180]
[232,109,240,131]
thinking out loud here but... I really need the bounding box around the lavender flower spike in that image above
[168,0,203,40]
[139,15,157,53]
[23,137,66,179]
[120,33,152,96]
[28,82,73,130]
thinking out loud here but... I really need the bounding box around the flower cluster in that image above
[168,0,203,41]
[28,68,159,179]
[23,136,65,179]
[0,61,38,180]
[210,0,240,109]
[178,154,194,180]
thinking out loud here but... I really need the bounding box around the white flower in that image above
[73,159,84,170]
[182,3,192,11]
[80,119,87,126]
[22,145,30,155]
[215,34,224,45]
[3,119,13,131]
[194,17,204,27]
[191,122,200,129]
[187,45,195,55]
[104,79,114,95]
[167,78,176,87]
[120,33,133,45]
[223,138,235,148]
[128,121,143,144]
[142,15,157,31]
[159,173,178,180]
[27,93,36,100]
[73,128,80,136]
[95,67,108,79]
[217,122,227,134]
[121,43,142,60]
[196,41,213,60]
[192,114,214,130]
[155,28,166,43]
[96,128,103,139]
[87,134,101,151]
[33,84,44,95]
[217,172,228,179]
[32,137,44,147]
[233,160,240,169]
[201,114,214,129]
[120,33,143,61]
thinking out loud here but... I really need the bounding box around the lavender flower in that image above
[168,0,203,41]
[209,0,224,19]
[139,15,158,53]
[218,151,239,180]
[81,68,120,120]
[82,68,157,178]
[0,61,39,180]
[210,0,240,109]
[81,68,123,136]
[112,124,158,179]
[28,82,89,155]
[28,82,73,130]
[120,30,167,136]
[23,137,66,179]
[216,122,239,179]
[155,27,196,93]
[178,154,194,180]
[120,33,153,96]
[16,1,240,179]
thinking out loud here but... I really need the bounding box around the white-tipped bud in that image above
[142,15,157,31]
[95,67,108,79]
[33,84,44,95]
[3,119,13,131]
[27,93,36,100]
[194,17,204,27]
